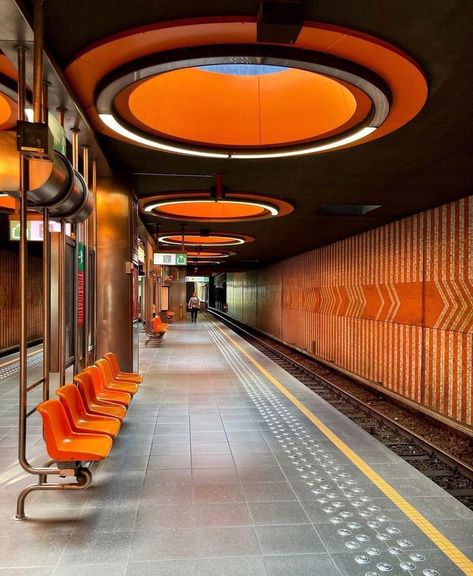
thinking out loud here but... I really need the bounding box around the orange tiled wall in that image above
[227,196,473,426]
[0,244,43,352]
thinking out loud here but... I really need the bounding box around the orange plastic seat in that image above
[84,366,132,407]
[151,316,168,334]
[74,372,127,420]
[36,400,112,461]
[96,359,139,395]
[56,385,121,437]
[104,352,143,384]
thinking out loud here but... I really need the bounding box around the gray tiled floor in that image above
[0,317,472,575]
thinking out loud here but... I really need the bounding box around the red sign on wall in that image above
[77,242,84,325]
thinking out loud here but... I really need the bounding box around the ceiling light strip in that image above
[99,114,230,159]
[160,235,246,246]
[230,126,377,159]
[144,198,279,216]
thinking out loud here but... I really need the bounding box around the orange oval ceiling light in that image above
[97,49,385,158]
[159,233,254,247]
[124,66,360,148]
[67,18,428,159]
[142,191,293,222]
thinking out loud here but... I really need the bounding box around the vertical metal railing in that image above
[71,128,80,375]
[17,43,30,476]
[14,0,95,520]
[41,80,50,401]
[82,145,90,370]
[16,2,61,493]
[58,219,66,387]
[91,159,97,362]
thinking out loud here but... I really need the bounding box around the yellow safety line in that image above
[0,348,41,369]
[214,322,473,576]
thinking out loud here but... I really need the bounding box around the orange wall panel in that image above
[0,243,43,352]
[226,196,473,427]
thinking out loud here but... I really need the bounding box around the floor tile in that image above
[126,556,267,576]
[193,502,252,527]
[191,454,235,468]
[248,501,310,525]
[57,532,133,565]
[193,483,245,503]
[242,482,297,502]
[255,524,324,555]
[191,442,231,454]
[264,554,340,576]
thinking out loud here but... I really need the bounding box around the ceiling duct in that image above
[257,0,305,44]
[0,131,93,222]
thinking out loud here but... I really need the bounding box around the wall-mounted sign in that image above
[154,252,187,266]
[9,220,62,241]
[185,276,209,282]
[77,242,85,326]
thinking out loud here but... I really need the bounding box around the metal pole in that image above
[92,159,97,362]
[41,81,50,124]
[42,211,50,400]
[181,223,186,253]
[32,0,44,124]
[14,9,65,523]
[71,128,79,171]
[82,145,89,368]
[17,45,29,475]
[42,79,50,400]
[56,106,67,128]
[71,128,80,374]
[58,220,66,386]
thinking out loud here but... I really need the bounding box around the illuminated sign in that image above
[153,252,187,266]
[137,245,145,263]
[9,220,62,241]
[185,276,209,282]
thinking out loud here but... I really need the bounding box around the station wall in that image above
[227,196,473,427]
[0,239,43,353]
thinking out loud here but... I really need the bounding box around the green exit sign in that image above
[154,252,187,266]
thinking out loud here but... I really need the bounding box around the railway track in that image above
[209,309,473,511]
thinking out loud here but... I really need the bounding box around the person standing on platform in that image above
[188,292,200,322]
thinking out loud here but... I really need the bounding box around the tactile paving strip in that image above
[0,352,42,381]
[206,319,454,576]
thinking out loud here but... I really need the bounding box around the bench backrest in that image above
[56,384,87,421]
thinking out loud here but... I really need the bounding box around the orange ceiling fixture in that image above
[0,90,17,131]
[96,50,387,159]
[141,186,293,222]
[0,193,16,211]
[159,232,254,247]
[66,18,427,159]
[0,52,20,130]
[122,66,363,148]
[186,250,235,259]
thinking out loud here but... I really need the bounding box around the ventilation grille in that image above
[318,205,381,216]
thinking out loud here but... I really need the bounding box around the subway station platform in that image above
[0,316,472,575]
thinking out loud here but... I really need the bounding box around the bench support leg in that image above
[14,466,92,520]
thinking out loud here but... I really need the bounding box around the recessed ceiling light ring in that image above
[140,191,293,222]
[159,231,254,247]
[96,44,391,159]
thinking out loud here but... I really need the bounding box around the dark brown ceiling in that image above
[18,0,473,267]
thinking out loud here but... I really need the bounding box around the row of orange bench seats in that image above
[36,352,142,463]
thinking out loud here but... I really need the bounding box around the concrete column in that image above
[96,178,133,370]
